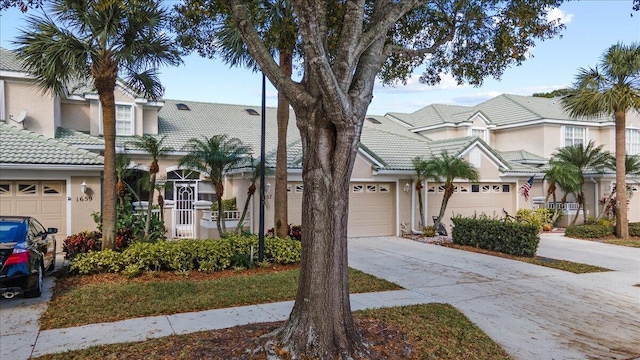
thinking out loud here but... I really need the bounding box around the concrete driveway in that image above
[348,234,640,360]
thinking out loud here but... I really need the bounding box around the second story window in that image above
[627,128,640,155]
[471,128,488,142]
[115,104,134,135]
[564,126,585,147]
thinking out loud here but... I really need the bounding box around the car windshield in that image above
[0,221,27,243]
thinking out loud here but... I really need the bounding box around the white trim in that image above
[357,148,385,168]
[0,70,32,79]
[458,140,509,169]
[498,118,614,130]
[469,111,491,125]
[65,177,72,237]
[562,125,587,147]
[0,164,103,171]
[0,79,4,122]
[383,113,414,128]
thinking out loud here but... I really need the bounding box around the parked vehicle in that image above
[0,216,57,298]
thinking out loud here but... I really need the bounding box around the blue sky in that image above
[1,1,638,115]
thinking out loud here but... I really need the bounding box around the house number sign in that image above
[76,196,93,202]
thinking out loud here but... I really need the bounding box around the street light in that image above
[258,72,266,262]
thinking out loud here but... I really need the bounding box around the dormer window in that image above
[245,108,259,116]
[100,103,134,136]
[470,127,488,143]
[176,103,190,111]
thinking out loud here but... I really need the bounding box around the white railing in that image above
[132,208,161,219]
[547,202,579,210]
[202,210,243,221]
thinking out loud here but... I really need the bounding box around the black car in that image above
[0,216,57,298]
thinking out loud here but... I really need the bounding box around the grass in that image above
[598,238,640,248]
[443,244,611,274]
[41,266,401,330]
[34,304,511,360]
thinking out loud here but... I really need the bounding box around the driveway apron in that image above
[348,235,640,360]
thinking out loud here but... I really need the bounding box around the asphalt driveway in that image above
[348,234,640,360]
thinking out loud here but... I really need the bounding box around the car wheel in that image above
[24,263,43,298]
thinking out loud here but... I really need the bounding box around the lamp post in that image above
[258,72,266,262]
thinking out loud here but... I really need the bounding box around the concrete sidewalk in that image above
[1,235,639,359]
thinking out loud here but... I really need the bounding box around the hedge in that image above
[630,222,640,237]
[565,224,614,239]
[70,235,301,275]
[452,216,540,257]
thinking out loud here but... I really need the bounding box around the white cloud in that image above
[374,73,466,94]
[546,8,574,24]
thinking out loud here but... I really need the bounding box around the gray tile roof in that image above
[387,93,613,129]
[0,47,24,72]
[499,149,548,162]
[1,122,103,165]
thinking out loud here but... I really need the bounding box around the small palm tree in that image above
[543,162,581,224]
[128,135,174,237]
[561,43,640,238]
[14,0,181,249]
[179,135,251,236]
[424,151,479,232]
[550,141,613,225]
[115,152,136,206]
[236,157,274,235]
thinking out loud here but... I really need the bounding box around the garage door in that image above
[287,182,396,237]
[0,181,67,235]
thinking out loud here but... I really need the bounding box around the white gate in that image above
[173,182,195,238]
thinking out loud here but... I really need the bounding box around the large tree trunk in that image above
[92,56,118,250]
[416,180,424,228]
[274,51,293,238]
[614,110,629,238]
[280,106,366,358]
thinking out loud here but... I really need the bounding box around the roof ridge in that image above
[501,94,545,119]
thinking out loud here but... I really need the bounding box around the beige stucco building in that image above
[1,47,639,240]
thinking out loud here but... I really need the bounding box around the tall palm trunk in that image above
[215,182,226,235]
[571,196,583,226]
[280,107,366,358]
[274,51,293,238]
[92,55,118,250]
[434,184,454,231]
[416,180,425,228]
[236,182,256,235]
[145,171,157,237]
[614,110,629,238]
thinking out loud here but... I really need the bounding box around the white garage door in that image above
[287,182,396,237]
[0,181,67,235]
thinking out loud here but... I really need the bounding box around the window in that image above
[115,104,134,135]
[379,184,390,192]
[502,184,510,193]
[459,184,469,193]
[245,108,259,116]
[471,184,480,193]
[352,185,364,193]
[295,185,304,193]
[18,183,37,195]
[0,183,10,195]
[366,117,381,124]
[564,126,585,147]
[481,185,490,193]
[176,103,190,111]
[43,182,62,195]
[437,185,445,193]
[287,185,292,193]
[492,184,501,193]
[471,128,488,142]
[366,184,377,192]
[427,185,436,193]
[627,129,640,155]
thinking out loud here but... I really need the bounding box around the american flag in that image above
[521,176,534,201]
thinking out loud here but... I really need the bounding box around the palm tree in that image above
[599,155,640,220]
[236,157,274,235]
[543,162,581,224]
[424,151,479,232]
[179,135,251,236]
[561,43,640,238]
[174,0,297,239]
[14,0,181,249]
[550,141,613,225]
[411,156,430,228]
[128,135,174,237]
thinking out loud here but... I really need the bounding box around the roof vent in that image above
[366,117,381,124]
[176,103,190,110]
[245,108,259,116]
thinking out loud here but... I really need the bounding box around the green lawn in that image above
[35,304,511,360]
[41,267,401,329]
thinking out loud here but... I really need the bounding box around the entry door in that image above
[173,182,195,238]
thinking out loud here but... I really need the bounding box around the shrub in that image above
[63,231,102,260]
[565,224,614,239]
[630,223,640,237]
[452,215,540,256]
[422,226,437,237]
[69,236,301,275]
[266,224,303,241]
[515,208,553,230]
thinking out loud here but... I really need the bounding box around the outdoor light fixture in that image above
[81,181,88,194]
[403,183,410,193]
[266,182,271,193]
